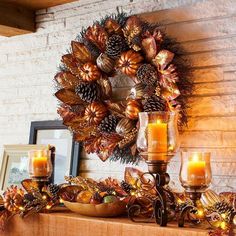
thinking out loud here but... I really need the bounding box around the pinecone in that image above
[48,184,60,199]
[136,64,158,85]
[75,82,100,102]
[214,201,234,215]
[143,95,167,112]
[105,34,128,58]
[99,114,119,133]
[121,181,133,194]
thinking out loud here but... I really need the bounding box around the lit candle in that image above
[187,153,206,186]
[32,150,48,177]
[147,119,167,160]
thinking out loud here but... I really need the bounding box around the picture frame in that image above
[29,120,80,184]
[0,144,47,192]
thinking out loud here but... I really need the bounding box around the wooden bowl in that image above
[63,200,127,217]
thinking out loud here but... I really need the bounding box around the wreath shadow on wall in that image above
[54,12,193,165]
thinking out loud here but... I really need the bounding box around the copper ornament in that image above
[116,50,143,77]
[79,62,101,82]
[96,53,115,73]
[115,117,136,135]
[125,99,143,120]
[84,102,107,125]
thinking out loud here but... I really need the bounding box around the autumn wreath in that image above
[54,12,193,164]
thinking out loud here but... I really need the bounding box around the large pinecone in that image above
[48,184,60,199]
[214,201,234,215]
[143,95,167,112]
[75,82,100,102]
[136,64,158,85]
[106,34,128,58]
[99,114,119,133]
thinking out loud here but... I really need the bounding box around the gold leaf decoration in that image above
[97,76,112,100]
[71,41,94,63]
[54,71,80,89]
[152,49,175,70]
[55,89,83,106]
[104,18,122,35]
[85,24,108,52]
[61,54,80,75]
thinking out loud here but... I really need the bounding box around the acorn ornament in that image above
[115,117,135,135]
[84,102,107,125]
[96,53,114,74]
[79,62,101,82]
[125,99,143,120]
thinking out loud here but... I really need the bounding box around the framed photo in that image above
[29,120,80,184]
[0,144,47,192]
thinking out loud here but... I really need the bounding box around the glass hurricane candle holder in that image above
[137,111,180,173]
[178,151,212,227]
[28,149,53,181]
[180,151,212,195]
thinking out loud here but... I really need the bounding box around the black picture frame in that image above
[29,120,81,180]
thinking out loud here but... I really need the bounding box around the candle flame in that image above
[192,153,200,162]
[156,119,161,124]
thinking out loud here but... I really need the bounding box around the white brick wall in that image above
[0,0,236,190]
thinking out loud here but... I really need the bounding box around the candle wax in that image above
[147,121,167,161]
[187,154,206,186]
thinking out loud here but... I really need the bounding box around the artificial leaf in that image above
[54,71,80,89]
[105,100,126,118]
[74,125,97,142]
[0,210,12,231]
[96,133,122,162]
[85,24,108,52]
[104,18,122,35]
[84,135,102,154]
[57,105,78,123]
[55,89,83,106]
[141,37,157,61]
[71,41,94,63]
[61,54,80,75]
[21,179,38,193]
[123,16,142,51]
[124,167,144,186]
[152,49,175,70]
[118,128,137,149]
[97,76,112,100]
[58,186,82,202]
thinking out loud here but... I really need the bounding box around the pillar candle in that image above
[147,120,167,160]
[32,151,48,177]
[187,153,206,186]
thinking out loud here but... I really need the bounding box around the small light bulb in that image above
[130,190,136,196]
[220,221,227,230]
[46,205,52,210]
[197,209,204,217]
[42,195,47,200]
[59,198,64,203]
[18,206,25,211]
[221,213,226,219]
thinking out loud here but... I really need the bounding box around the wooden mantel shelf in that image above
[2,209,209,236]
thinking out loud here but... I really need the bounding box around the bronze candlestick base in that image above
[178,186,204,227]
[127,160,175,227]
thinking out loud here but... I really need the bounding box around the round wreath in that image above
[54,12,193,164]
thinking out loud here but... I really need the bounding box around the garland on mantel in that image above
[54,12,193,164]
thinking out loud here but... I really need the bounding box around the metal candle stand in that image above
[127,160,175,227]
[178,187,203,227]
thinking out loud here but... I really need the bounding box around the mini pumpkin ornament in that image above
[84,102,107,125]
[125,99,143,120]
[79,62,101,82]
[117,50,143,77]
[3,186,24,213]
